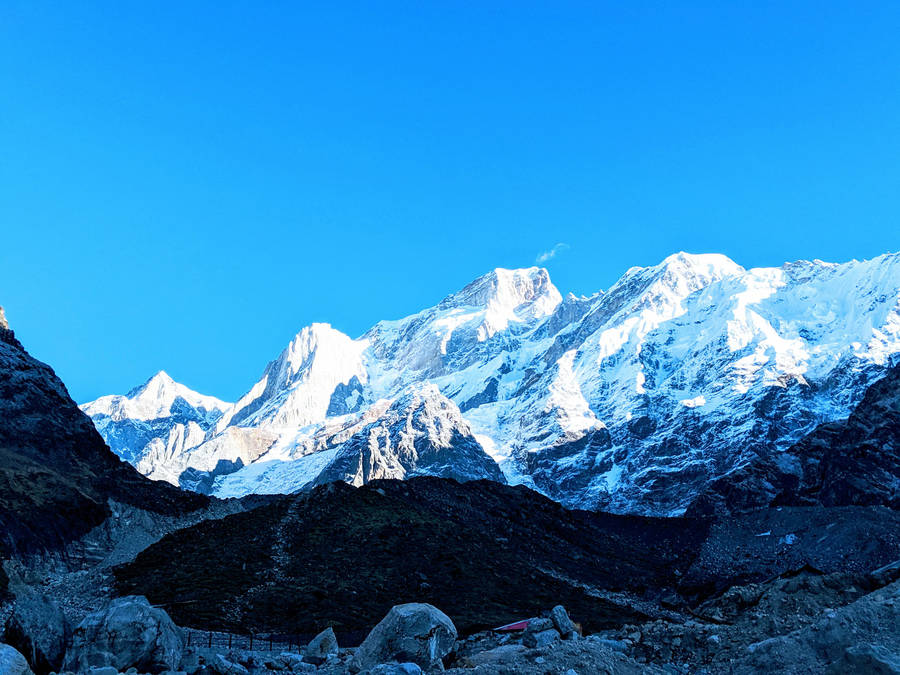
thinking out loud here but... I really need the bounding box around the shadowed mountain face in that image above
[114,477,709,638]
[0,323,208,583]
[688,363,900,516]
[113,477,900,645]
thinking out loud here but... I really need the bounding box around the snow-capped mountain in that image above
[82,252,900,514]
[80,371,230,467]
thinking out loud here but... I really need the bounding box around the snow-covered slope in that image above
[79,371,230,466]
[82,253,900,514]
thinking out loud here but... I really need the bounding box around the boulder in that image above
[524,618,554,634]
[0,644,33,675]
[2,593,71,674]
[349,603,457,673]
[549,605,578,639]
[463,644,526,666]
[523,629,560,649]
[207,654,249,675]
[62,596,183,674]
[303,627,338,665]
[827,644,900,674]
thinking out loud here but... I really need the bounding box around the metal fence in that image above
[184,629,304,653]
[183,628,369,653]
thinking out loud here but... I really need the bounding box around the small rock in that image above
[523,629,560,649]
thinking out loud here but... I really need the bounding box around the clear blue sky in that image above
[2,2,899,403]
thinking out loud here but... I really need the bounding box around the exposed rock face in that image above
[85,253,900,515]
[62,595,183,674]
[690,362,900,515]
[0,644,32,675]
[349,603,457,673]
[2,593,70,674]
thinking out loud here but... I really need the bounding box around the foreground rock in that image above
[304,627,338,665]
[350,603,457,673]
[2,593,70,674]
[0,644,33,675]
[62,596,183,674]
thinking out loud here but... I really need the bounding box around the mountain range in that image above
[81,251,900,515]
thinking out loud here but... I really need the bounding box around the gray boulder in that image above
[349,603,457,673]
[304,627,338,665]
[827,644,900,674]
[523,629,560,649]
[0,644,33,675]
[2,593,71,674]
[549,606,577,639]
[207,654,249,675]
[62,596,184,674]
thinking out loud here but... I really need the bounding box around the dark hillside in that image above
[0,323,208,595]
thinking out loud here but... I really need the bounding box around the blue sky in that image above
[2,2,899,403]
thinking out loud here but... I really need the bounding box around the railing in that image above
[182,628,370,653]
[184,629,305,653]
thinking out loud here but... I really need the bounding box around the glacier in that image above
[81,252,900,514]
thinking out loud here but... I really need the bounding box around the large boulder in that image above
[2,593,71,674]
[549,605,578,639]
[0,644,33,675]
[304,627,338,665]
[349,603,457,673]
[62,596,183,674]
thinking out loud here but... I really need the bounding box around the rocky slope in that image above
[112,476,900,641]
[83,252,900,514]
[690,361,900,515]
[0,313,209,596]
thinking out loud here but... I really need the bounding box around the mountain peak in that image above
[440,266,562,321]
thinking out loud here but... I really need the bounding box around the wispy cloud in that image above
[535,242,569,264]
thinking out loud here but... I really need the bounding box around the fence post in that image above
[187,631,191,648]
[269,636,273,652]
[249,634,253,651]
[208,632,212,649]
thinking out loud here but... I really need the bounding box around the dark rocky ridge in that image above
[113,476,900,645]
[114,477,709,638]
[0,323,208,592]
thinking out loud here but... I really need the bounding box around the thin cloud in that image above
[536,242,570,264]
